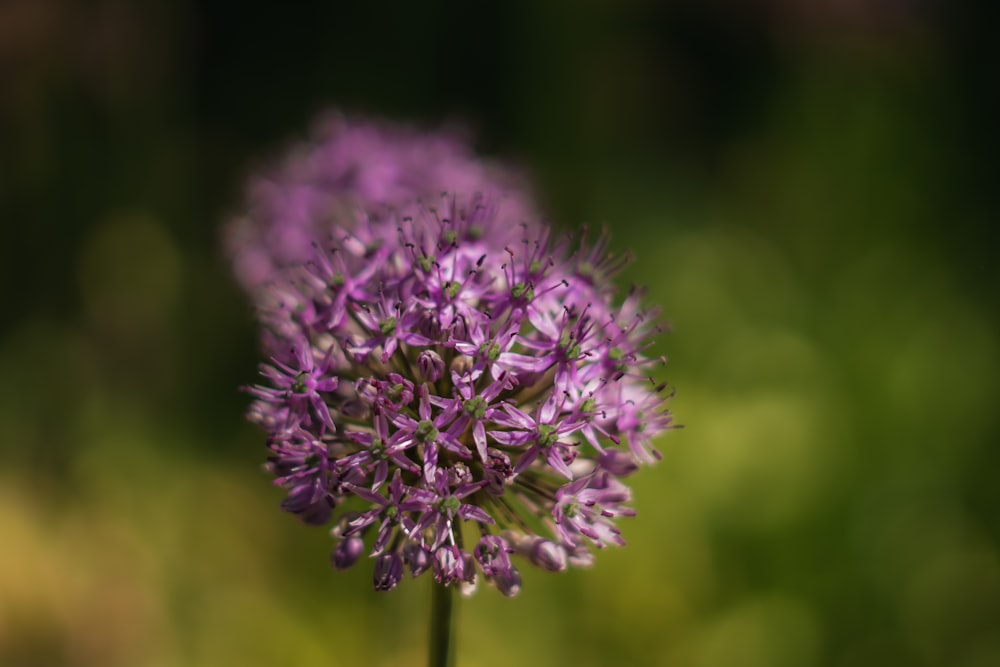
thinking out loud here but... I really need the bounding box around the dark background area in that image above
[2,1,998,666]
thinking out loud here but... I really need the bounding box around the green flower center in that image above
[511,282,534,301]
[537,424,558,448]
[292,371,310,394]
[609,347,627,372]
[438,496,461,514]
[379,317,397,336]
[416,420,439,443]
[558,332,581,360]
[464,396,487,420]
[478,342,501,361]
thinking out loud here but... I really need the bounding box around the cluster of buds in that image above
[235,116,673,596]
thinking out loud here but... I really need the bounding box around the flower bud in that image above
[373,552,403,592]
[567,544,596,569]
[403,542,432,577]
[529,539,568,572]
[417,350,445,383]
[484,448,513,495]
[474,535,513,577]
[331,536,364,570]
[495,567,522,597]
[433,545,465,585]
[598,449,640,477]
[282,481,333,525]
[459,551,478,597]
[448,462,473,487]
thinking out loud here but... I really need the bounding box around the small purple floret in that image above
[373,552,404,592]
[332,536,365,570]
[433,545,465,586]
[528,538,569,573]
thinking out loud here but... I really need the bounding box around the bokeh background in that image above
[2,1,998,666]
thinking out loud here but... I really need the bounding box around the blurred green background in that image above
[2,1,998,666]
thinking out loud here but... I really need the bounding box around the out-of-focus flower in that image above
[225,113,539,292]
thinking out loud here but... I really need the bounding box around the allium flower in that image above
[245,190,674,596]
[225,112,539,292]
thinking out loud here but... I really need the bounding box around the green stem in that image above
[428,582,456,667]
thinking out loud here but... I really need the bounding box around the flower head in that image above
[245,187,673,596]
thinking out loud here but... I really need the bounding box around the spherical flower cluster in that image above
[225,112,538,293]
[245,190,673,596]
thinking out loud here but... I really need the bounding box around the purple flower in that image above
[474,534,520,596]
[332,536,365,570]
[433,545,466,586]
[553,472,636,548]
[344,470,423,554]
[495,568,522,597]
[403,542,433,576]
[408,471,493,551]
[239,116,674,596]
[248,338,339,433]
[225,112,540,293]
[417,350,445,383]
[373,551,404,592]
[527,538,569,572]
